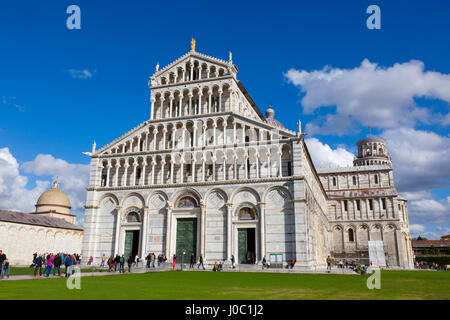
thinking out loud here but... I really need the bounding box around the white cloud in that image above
[305,138,354,168]
[382,128,450,192]
[0,148,89,219]
[285,59,450,135]
[408,197,450,227]
[67,69,95,79]
[0,148,49,212]
[410,224,425,234]
[22,154,90,211]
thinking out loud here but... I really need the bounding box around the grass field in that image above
[0,270,449,300]
[7,266,107,276]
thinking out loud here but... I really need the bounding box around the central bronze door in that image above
[238,228,256,264]
[175,218,197,264]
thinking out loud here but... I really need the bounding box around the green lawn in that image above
[0,270,449,300]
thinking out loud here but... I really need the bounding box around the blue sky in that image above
[0,0,449,238]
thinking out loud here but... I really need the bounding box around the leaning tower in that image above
[353,138,392,167]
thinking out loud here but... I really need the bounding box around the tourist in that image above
[198,255,205,270]
[114,254,120,272]
[190,252,196,268]
[327,256,332,271]
[262,256,267,269]
[100,254,106,267]
[231,255,235,269]
[1,258,10,279]
[172,254,177,271]
[146,253,151,268]
[107,255,113,270]
[64,254,73,277]
[34,254,43,276]
[0,250,6,272]
[88,256,94,265]
[53,253,62,276]
[127,256,133,272]
[120,255,125,273]
[44,253,54,277]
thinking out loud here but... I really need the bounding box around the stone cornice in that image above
[86,175,302,192]
[151,75,234,90]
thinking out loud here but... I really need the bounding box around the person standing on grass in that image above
[53,253,62,276]
[190,252,196,269]
[100,254,106,267]
[44,253,54,277]
[34,254,43,276]
[327,256,332,271]
[1,258,10,279]
[64,254,73,277]
[120,255,125,273]
[172,254,176,271]
[198,255,205,270]
[0,250,6,273]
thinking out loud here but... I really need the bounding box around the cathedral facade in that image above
[81,42,414,269]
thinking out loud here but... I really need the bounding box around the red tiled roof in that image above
[412,240,450,248]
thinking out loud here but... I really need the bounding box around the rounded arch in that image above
[171,187,202,206]
[120,192,145,209]
[263,186,293,203]
[234,202,259,219]
[97,193,120,207]
[205,188,228,209]
[230,186,261,205]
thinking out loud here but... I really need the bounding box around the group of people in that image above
[0,250,9,279]
[31,252,81,277]
[415,261,448,271]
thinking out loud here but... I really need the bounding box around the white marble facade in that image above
[81,42,414,269]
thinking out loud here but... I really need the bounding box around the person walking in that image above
[53,253,62,276]
[231,255,235,269]
[172,254,177,271]
[198,255,205,270]
[1,258,10,279]
[262,256,267,270]
[146,253,151,268]
[190,252,196,269]
[127,256,133,272]
[34,254,43,276]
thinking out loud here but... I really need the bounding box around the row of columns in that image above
[101,152,286,187]
[337,198,394,221]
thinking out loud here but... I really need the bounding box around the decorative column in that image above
[198,93,202,114]
[182,124,186,149]
[191,159,196,183]
[141,160,147,185]
[160,97,165,119]
[212,157,216,181]
[123,163,129,186]
[244,153,249,179]
[242,124,245,143]
[137,136,141,152]
[170,159,175,183]
[114,163,120,186]
[169,94,174,118]
[150,97,155,120]
[203,124,207,146]
[153,129,158,151]
[226,203,233,260]
[165,202,173,258]
[200,200,206,258]
[233,155,237,179]
[114,206,122,255]
[163,127,167,150]
[233,122,237,144]
[267,152,271,178]
[160,160,165,184]
[193,124,198,147]
[180,158,185,183]
[213,122,217,145]
[132,161,138,186]
[178,95,182,117]
[259,202,266,261]
[278,151,283,177]
[188,93,193,116]
[218,89,223,112]
[151,160,156,185]
[141,206,149,257]
[106,163,111,187]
